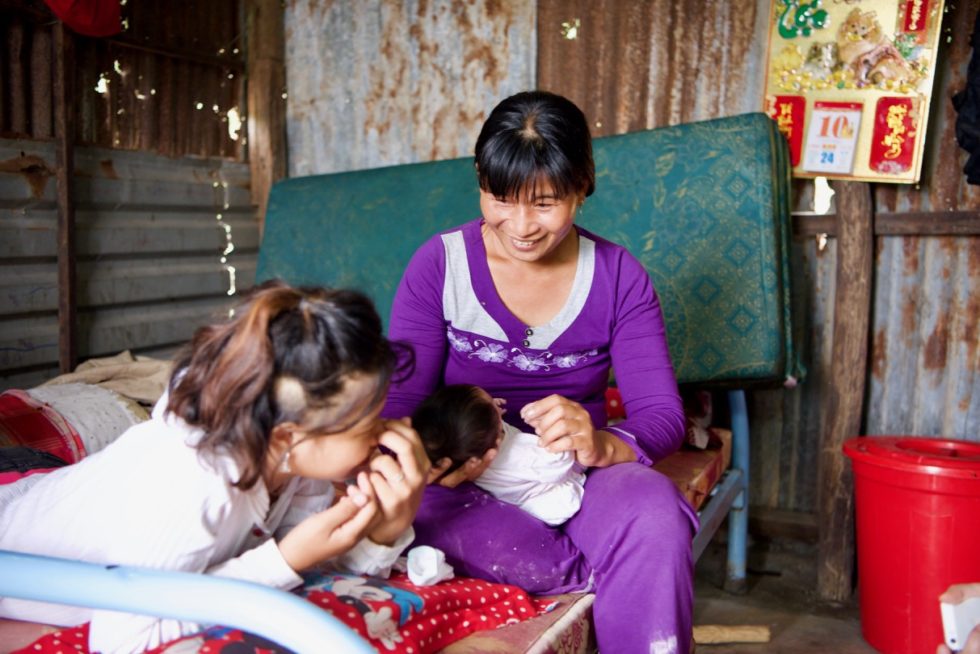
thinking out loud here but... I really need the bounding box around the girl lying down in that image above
[0,280,430,654]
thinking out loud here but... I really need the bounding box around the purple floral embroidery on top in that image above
[554,352,593,368]
[447,328,472,353]
[471,341,507,363]
[447,327,597,371]
[511,350,550,371]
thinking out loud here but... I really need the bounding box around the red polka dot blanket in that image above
[14,572,552,653]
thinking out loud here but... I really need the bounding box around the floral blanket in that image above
[14,572,551,654]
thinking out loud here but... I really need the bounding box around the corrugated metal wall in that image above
[0,0,955,513]
[0,0,256,392]
[869,237,979,438]
[278,0,979,514]
[535,0,980,514]
[0,138,258,390]
[863,0,980,442]
[1,2,245,158]
[536,1,772,131]
[283,0,537,175]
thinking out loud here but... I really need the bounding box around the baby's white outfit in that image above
[474,423,586,525]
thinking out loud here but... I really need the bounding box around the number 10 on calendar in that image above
[803,101,863,175]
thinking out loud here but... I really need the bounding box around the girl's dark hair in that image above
[168,279,405,490]
[412,384,500,479]
[474,90,595,202]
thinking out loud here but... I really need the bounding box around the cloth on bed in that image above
[0,352,169,465]
[0,446,68,473]
[39,350,172,408]
[14,572,551,654]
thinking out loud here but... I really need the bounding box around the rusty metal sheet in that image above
[0,313,58,371]
[535,0,979,516]
[0,139,55,208]
[750,234,837,513]
[1,139,257,390]
[868,235,979,440]
[283,0,536,176]
[875,0,980,213]
[538,0,768,135]
[78,298,238,360]
[1,1,244,159]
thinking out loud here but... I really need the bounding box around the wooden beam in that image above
[245,0,287,237]
[30,26,53,138]
[693,625,771,644]
[817,181,873,602]
[53,22,77,373]
[874,211,980,235]
[748,506,818,543]
[793,210,980,237]
[8,16,28,135]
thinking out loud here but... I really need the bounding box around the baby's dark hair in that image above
[412,384,501,478]
[167,279,408,490]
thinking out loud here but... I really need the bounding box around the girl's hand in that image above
[521,394,636,468]
[428,448,498,488]
[365,419,430,545]
[277,472,378,571]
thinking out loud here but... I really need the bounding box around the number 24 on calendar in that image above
[803,102,863,175]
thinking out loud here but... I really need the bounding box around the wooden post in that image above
[53,22,77,373]
[817,181,873,602]
[246,0,287,236]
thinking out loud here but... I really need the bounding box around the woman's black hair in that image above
[474,90,595,201]
[168,280,411,490]
[412,384,501,479]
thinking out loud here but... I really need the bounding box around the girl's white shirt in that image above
[0,393,413,654]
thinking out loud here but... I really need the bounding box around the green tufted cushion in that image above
[257,112,798,386]
[580,113,798,384]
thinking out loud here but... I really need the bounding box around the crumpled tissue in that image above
[405,545,454,586]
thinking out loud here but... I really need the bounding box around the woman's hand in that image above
[364,418,430,545]
[521,394,636,468]
[277,472,379,571]
[938,583,980,654]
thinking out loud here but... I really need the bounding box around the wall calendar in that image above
[763,0,946,183]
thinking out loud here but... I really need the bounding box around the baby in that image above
[411,384,586,525]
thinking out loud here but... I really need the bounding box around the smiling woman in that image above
[382,90,695,654]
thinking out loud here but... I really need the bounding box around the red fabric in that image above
[603,386,626,421]
[42,0,121,37]
[0,390,86,464]
[0,469,59,485]
[15,572,551,654]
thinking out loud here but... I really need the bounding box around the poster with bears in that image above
[763,0,946,183]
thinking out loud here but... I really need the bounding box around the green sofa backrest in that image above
[258,112,797,386]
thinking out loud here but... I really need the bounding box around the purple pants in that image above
[413,462,698,654]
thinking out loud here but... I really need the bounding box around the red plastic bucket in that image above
[844,436,980,654]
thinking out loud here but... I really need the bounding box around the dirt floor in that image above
[693,537,878,653]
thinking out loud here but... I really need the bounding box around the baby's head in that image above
[411,384,503,479]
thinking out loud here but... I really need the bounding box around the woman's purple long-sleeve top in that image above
[383,219,685,466]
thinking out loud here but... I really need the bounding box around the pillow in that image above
[0,390,85,464]
[606,385,722,450]
[15,572,551,654]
